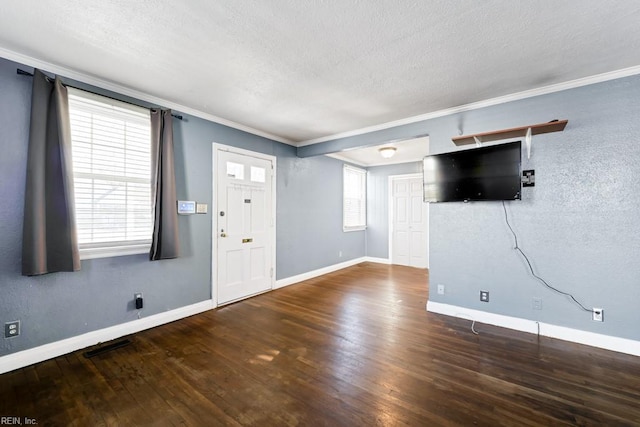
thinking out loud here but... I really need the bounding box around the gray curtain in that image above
[22,70,80,276]
[150,109,179,260]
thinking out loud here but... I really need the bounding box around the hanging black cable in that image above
[501,201,592,313]
[17,68,183,120]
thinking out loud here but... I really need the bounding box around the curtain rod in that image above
[17,69,184,120]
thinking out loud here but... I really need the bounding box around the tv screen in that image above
[423,141,522,202]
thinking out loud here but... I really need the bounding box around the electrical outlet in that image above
[532,297,542,310]
[480,291,489,302]
[592,308,604,322]
[5,320,20,338]
[338,251,343,258]
[135,293,144,310]
[437,284,445,295]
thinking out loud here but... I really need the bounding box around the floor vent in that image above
[83,339,131,358]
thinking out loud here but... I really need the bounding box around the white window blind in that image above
[343,164,367,232]
[67,88,152,258]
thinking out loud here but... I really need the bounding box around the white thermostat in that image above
[177,200,196,215]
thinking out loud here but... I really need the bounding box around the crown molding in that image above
[0,47,296,146]
[297,64,640,147]
[5,46,640,149]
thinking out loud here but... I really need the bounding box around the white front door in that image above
[391,175,429,268]
[216,149,274,305]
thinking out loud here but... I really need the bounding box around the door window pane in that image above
[227,162,245,180]
[251,166,266,183]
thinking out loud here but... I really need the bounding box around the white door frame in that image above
[211,143,277,307]
[388,173,429,267]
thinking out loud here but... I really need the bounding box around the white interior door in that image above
[391,176,429,268]
[216,149,274,305]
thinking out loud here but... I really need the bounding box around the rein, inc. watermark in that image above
[0,417,37,425]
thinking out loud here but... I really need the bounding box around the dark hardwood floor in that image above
[2,262,640,426]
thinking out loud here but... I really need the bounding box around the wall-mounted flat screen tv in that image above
[423,141,521,202]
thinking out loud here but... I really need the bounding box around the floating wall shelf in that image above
[452,120,568,145]
[452,119,568,158]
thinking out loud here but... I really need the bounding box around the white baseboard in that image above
[275,257,367,289]
[274,256,394,290]
[363,256,391,264]
[426,301,640,357]
[0,300,214,374]
[2,258,391,373]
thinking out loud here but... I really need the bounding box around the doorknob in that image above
[220,232,227,237]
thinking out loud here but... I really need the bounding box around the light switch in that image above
[196,203,208,214]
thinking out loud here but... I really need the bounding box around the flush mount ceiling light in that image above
[378,146,397,158]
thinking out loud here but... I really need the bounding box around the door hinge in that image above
[270,267,274,278]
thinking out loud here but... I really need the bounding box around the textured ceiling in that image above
[1,1,640,145]
[327,137,429,167]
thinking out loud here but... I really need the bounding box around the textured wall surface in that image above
[277,155,365,278]
[428,76,640,340]
[0,56,364,356]
[324,74,640,341]
[4,48,639,357]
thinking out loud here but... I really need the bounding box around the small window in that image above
[343,164,366,232]
[226,161,245,180]
[68,88,152,259]
[251,166,266,183]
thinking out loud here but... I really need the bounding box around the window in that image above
[343,164,366,231]
[67,88,152,259]
[251,166,266,183]
[226,161,244,180]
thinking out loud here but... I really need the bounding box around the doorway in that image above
[389,173,429,268]
[212,144,276,306]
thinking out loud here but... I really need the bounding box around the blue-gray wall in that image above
[278,155,365,275]
[321,74,640,342]
[4,50,639,356]
[366,162,422,259]
[0,56,364,356]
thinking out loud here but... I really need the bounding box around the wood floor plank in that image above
[2,262,640,426]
